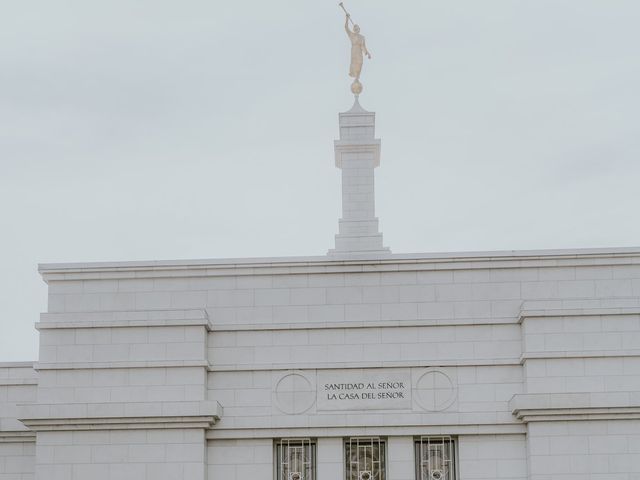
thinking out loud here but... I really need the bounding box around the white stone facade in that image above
[1,248,639,479]
[2,100,639,479]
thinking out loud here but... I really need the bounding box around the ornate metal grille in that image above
[415,437,456,480]
[276,439,315,480]
[345,437,386,480]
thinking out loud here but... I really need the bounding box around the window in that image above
[276,438,315,480]
[345,437,386,480]
[415,437,456,480]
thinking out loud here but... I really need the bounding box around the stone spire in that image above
[328,97,390,256]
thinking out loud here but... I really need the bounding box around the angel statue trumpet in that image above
[339,2,371,96]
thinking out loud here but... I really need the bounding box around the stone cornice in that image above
[510,393,640,422]
[519,303,640,323]
[0,378,38,386]
[209,317,519,332]
[35,360,210,371]
[206,423,527,440]
[334,139,381,168]
[18,401,222,432]
[207,358,520,372]
[0,362,37,384]
[38,247,640,282]
[22,416,218,432]
[0,361,36,368]
[520,350,640,362]
[37,309,211,330]
[0,431,36,443]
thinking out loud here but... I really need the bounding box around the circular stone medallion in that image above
[275,373,315,414]
[415,370,456,412]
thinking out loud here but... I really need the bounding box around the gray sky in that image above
[1,0,639,361]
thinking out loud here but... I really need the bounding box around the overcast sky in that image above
[1,0,639,361]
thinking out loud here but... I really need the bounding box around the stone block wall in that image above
[0,363,36,480]
[458,434,527,479]
[0,248,638,479]
[17,308,216,480]
[34,429,206,480]
[527,420,640,479]
[0,442,35,480]
[207,438,272,480]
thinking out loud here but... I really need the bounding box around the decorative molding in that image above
[514,408,640,423]
[334,140,381,168]
[36,360,210,371]
[519,304,640,323]
[209,318,519,332]
[0,378,38,386]
[520,350,640,363]
[36,319,213,331]
[0,431,36,443]
[38,309,212,331]
[0,362,36,368]
[206,423,527,440]
[207,358,521,372]
[18,401,222,432]
[510,393,640,422]
[38,247,640,282]
[21,416,219,432]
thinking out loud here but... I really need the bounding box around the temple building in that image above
[1,16,640,480]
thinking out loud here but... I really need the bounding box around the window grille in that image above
[276,438,315,480]
[415,436,456,480]
[345,437,386,480]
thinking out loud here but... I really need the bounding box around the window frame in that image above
[344,436,387,480]
[274,438,316,480]
[414,436,457,480]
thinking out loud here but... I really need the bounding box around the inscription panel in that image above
[317,368,411,411]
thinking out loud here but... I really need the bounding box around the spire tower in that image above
[330,3,389,256]
[328,98,390,256]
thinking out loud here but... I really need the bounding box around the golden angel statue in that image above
[340,2,371,95]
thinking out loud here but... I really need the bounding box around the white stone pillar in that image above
[387,437,414,480]
[317,438,343,480]
[329,98,390,256]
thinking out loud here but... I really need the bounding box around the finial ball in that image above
[350,79,363,95]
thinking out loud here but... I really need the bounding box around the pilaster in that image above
[24,309,219,480]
